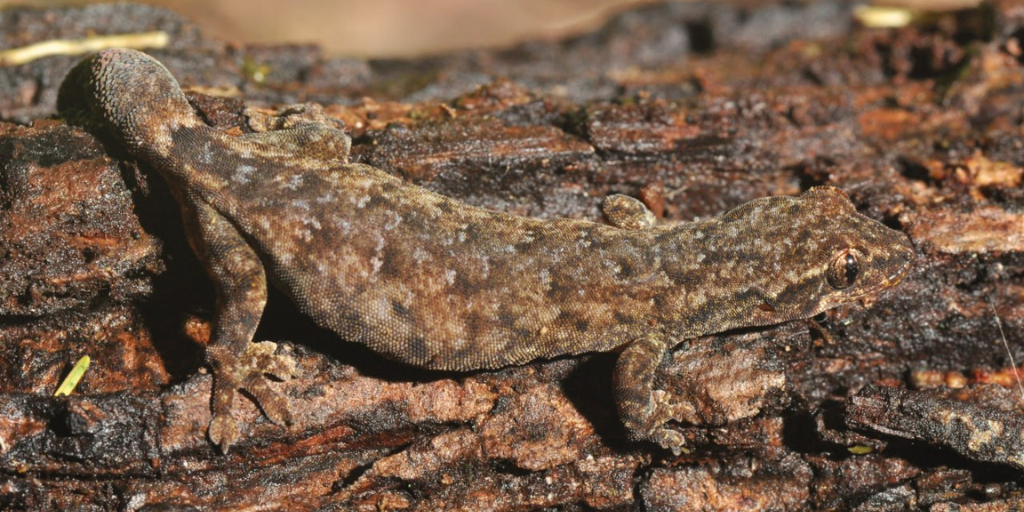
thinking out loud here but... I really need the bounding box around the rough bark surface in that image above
[1,2,1022,511]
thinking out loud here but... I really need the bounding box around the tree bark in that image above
[1,2,1022,510]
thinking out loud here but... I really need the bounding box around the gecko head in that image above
[715,186,915,326]
[58,49,203,155]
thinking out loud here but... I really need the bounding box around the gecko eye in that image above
[827,249,862,289]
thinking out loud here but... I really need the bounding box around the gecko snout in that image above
[884,232,916,285]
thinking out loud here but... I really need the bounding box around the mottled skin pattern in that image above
[58,49,915,454]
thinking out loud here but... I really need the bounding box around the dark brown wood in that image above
[1,1,1022,510]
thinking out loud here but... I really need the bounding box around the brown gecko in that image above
[57,49,915,454]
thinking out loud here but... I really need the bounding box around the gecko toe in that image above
[242,373,293,426]
[209,414,240,454]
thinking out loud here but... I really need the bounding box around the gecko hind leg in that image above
[235,121,352,173]
[613,331,685,454]
[602,194,656,230]
[183,200,299,453]
[244,103,346,133]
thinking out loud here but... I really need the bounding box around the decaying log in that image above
[1,2,1022,510]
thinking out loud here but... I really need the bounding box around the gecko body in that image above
[58,49,915,453]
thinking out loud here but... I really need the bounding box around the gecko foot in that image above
[206,341,299,453]
[622,389,688,455]
[643,389,688,455]
[651,428,686,456]
[245,103,345,133]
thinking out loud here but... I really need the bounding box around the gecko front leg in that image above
[182,199,298,453]
[603,197,685,451]
[613,332,686,453]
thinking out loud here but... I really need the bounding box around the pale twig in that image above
[0,31,169,67]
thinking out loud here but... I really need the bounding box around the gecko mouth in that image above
[886,265,912,285]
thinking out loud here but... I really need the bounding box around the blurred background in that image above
[0,0,982,57]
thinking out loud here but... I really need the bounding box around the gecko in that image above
[57,49,915,454]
